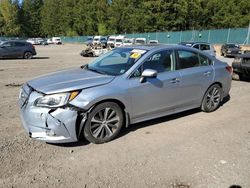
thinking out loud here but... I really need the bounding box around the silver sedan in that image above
[19,45,232,144]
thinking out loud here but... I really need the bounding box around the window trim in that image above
[175,49,212,70]
[128,49,177,79]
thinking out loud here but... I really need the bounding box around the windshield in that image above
[124,39,132,43]
[94,38,99,41]
[108,38,115,42]
[136,40,146,44]
[116,39,123,43]
[85,48,148,76]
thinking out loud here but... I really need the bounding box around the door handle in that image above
[203,71,212,76]
[170,78,180,84]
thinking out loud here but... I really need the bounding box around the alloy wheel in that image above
[205,86,221,111]
[90,107,120,139]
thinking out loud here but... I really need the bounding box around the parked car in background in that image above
[123,38,135,46]
[148,40,159,44]
[135,38,147,45]
[52,37,62,45]
[107,36,116,48]
[115,35,125,47]
[39,39,48,45]
[47,38,53,44]
[27,38,39,45]
[0,41,36,59]
[232,52,250,80]
[100,37,107,47]
[19,45,231,144]
[179,42,216,56]
[221,43,241,57]
[85,36,93,46]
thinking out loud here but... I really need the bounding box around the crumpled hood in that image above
[28,68,115,94]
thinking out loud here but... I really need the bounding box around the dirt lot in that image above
[0,44,249,188]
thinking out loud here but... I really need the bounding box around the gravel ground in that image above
[0,44,249,188]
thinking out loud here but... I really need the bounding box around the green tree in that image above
[0,0,21,36]
[21,0,43,37]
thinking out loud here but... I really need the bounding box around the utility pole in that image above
[246,21,250,45]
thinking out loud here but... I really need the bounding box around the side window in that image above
[199,54,211,66]
[193,44,199,49]
[131,50,174,78]
[2,42,13,47]
[15,42,25,47]
[200,44,210,51]
[177,50,200,69]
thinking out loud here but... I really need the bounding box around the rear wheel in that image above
[201,84,222,112]
[23,51,33,59]
[83,102,124,144]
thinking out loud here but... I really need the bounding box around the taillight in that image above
[32,45,35,49]
[226,66,233,74]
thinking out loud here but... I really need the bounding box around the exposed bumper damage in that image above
[19,84,86,143]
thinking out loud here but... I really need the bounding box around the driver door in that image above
[127,50,182,122]
[0,42,16,58]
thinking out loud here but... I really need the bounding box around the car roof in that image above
[179,42,210,45]
[1,40,27,43]
[121,44,193,51]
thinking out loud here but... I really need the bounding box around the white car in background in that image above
[148,40,159,44]
[107,36,116,48]
[47,38,53,44]
[115,35,125,47]
[52,37,62,45]
[135,38,147,45]
[123,38,135,46]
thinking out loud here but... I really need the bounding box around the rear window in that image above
[200,44,210,50]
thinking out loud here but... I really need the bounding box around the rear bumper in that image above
[232,63,250,75]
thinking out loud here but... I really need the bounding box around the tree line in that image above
[0,0,249,37]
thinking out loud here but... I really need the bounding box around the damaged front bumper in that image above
[19,85,83,143]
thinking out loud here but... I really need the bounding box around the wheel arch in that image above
[76,98,130,140]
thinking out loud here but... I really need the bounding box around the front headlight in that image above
[34,91,79,108]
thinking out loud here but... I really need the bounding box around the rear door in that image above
[175,49,214,108]
[14,42,26,57]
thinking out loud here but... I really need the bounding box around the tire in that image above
[23,51,33,59]
[201,84,222,113]
[83,102,124,144]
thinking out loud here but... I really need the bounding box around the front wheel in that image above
[201,84,222,113]
[23,51,33,59]
[83,102,124,144]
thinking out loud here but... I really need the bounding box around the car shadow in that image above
[0,57,50,60]
[32,57,50,60]
[118,108,201,139]
[118,96,231,139]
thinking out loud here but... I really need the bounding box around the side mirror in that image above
[140,69,157,83]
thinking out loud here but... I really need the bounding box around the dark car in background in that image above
[0,41,36,59]
[179,42,216,56]
[232,52,250,80]
[221,43,241,57]
[85,37,93,46]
